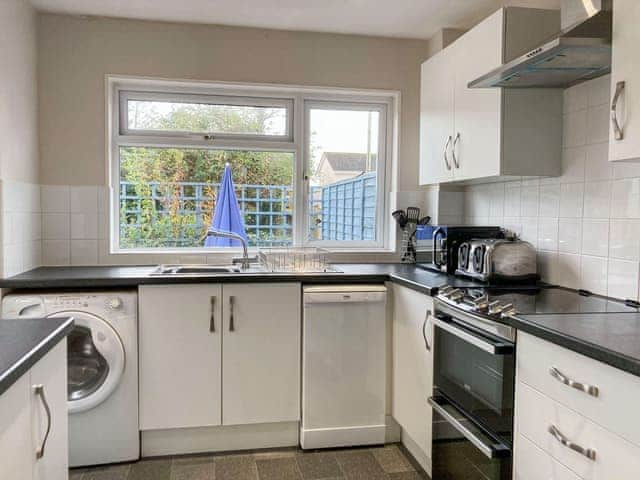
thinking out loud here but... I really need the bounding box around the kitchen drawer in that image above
[517,332,640,447]
[515,434,580,480]
[517,382,640,479]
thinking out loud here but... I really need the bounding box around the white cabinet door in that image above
[391,284,434,464]
[609,0,640,162]
[32,342,68,480]
[452,9,503,181]
[222,283,301,426]
[139,284,222,430]
[0,374,33,480]
[419,50,455,185]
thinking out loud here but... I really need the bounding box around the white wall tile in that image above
[584,143,612,181]
[521,186,539,217]
[609,219,640,261]
[42,213,70,240]
[560,147,586,183]
[41,185,70,213]
[580,255,608,295]
[489,183,505,218]
[71,213,98,239]
[97,187,109,213]
[42,240,70,266]
[504,184,521,217]
[563,110,587,148]
[564,82,588,113]
[581,219,609,257]
[607,259,639,300]
[559,182,584,218]
[71,239,98,265]
[557,253,582,289]
[583,181,611,218]
[538,218,558,252]
[610,178,640,219]
[588,74,611,107]
[70,186,98,213]
[586,104,609,144]
[559,218,582,254]
[520,217,538,248]
[539,184,560,217]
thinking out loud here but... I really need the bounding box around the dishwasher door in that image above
[301,285,387,449]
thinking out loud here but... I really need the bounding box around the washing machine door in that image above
[48,312,126,414]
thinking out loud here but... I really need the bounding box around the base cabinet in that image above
[391,284,434,473]
[139,283,301,432]
[0,342,68,480]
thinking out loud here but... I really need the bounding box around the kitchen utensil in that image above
[418,216,431,225]
[392,210,408,228]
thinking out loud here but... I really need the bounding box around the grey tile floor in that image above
[69,444,429,480]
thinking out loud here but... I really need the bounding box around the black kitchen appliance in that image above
[428,284,639,480]
[416,226,503,274]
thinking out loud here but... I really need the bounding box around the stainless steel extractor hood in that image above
[469,0,612,89]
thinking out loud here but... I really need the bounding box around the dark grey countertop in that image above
[0,317,74,396]
[509,312,640,377]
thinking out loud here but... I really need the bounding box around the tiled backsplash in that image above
[458,75,640,300]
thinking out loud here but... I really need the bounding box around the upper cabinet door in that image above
[31,342,68,480]
[452,9,503,181]
[222,283,301,426]
[609,0,640,162]
[139,284,222,430]
[419,50,455,185]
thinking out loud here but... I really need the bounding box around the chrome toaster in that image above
[456,238,538,283]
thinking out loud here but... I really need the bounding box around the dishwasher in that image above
[301,285,387,449]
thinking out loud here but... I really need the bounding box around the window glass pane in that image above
[127,99,288,136]
[308,107,380,242]
[119,147,294,249]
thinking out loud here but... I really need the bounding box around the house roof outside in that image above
[318,152,377,173]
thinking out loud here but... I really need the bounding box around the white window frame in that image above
[107,76,397,255]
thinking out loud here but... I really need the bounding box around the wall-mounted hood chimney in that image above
[469,0,612,89]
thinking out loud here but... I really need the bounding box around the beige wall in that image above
[1,0,39,183]
[37,14,431,190]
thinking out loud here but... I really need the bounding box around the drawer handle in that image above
[229,295,235,332]
[34,384,52,460]
[549,367,599,398]
[210,296,216,332]
[548,425,596,461]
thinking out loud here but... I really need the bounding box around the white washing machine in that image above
[2,291,139,467]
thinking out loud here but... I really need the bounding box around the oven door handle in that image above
[432,317,514,355]
[428,396,511,460]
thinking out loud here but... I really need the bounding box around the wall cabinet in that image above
[0,342,68,480]
[609,0,640,162]
[391,283,434,473]
[139,283,301,431]
[419,7,563,185]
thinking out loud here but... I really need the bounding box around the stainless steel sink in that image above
[150,264,242,276]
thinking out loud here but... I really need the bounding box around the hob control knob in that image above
[107,297,123,310]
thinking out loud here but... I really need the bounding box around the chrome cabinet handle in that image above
[548,425,596,461]
[422,311,432,352]
[34,384,51,460]
[210,296,216,332]
[432,316,514,355]
[452,132,460,168]
[443,136,452,171]
[229,296,235,332]
[612,81,625,141]
[549,367,599,398]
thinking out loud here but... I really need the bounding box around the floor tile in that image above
[335,450,388,479]
[215,454,258,480]
[296,452,343,479]
[253,449,297,460]
[171,455,215,480]
[82,464,130,480]
[256,457,303,480]
[389,472,427,480]
[370,446,415,474]
[69,469,86,480]
[129,458,171,480]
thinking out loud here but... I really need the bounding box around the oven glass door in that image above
[433,313,515,443]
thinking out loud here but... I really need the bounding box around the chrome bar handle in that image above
[548,425,596,461]
[34,385,51,460]
[443,135,452,171]
[209,296,216,332]
[229,296,235,332]
[611,81,625,141]
[432,317,514,355]
[549,367,599,397]
[452,132,460,168]
[422,311,432,352]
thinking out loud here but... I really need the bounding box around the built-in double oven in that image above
[429,299,516,480]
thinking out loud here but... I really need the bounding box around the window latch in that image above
[204,134,215,141]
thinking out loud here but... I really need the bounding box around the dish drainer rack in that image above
[258,247,333,273]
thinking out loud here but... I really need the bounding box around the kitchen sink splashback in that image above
[445,74,640,302]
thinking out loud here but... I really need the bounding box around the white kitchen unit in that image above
[419,7,563,185]
[0,343,68,480]
[301,285,387,449]
[609,0,640,162]
[514,332,640,479]
[391,283,434,474]
[139,282,301,455]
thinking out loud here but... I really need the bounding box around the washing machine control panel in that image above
[47,296,91,309]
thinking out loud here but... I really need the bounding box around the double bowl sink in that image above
[150,264,262,276]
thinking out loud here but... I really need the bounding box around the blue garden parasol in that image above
[204,163,248,247]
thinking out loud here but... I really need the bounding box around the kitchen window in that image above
[109,79,395,253]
